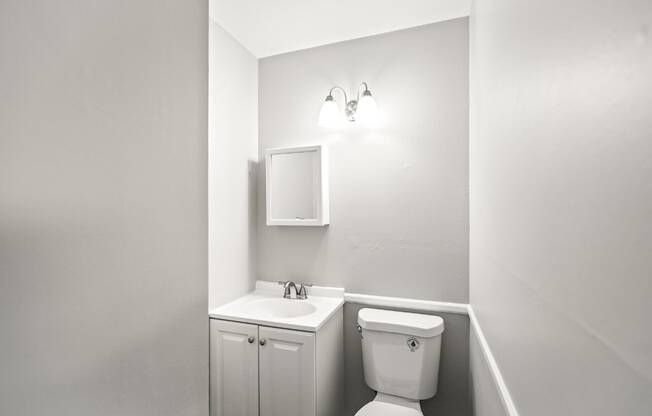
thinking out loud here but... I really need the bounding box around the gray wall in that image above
[0,1,208,415]
[344,304,470,416]
[469,0,652,415]
[257,19,469,303]
[208,17,258,309]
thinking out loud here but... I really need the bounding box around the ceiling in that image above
[209,0,471,58]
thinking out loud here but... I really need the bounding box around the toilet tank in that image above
[358,308,444,400]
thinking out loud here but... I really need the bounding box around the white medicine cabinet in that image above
[265,145,329,226]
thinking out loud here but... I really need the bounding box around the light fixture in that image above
[317,95,343,128]
[318,82,379,127]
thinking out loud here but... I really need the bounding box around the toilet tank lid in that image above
[358,308,444,338]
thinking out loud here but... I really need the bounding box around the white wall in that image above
[0,1,208,415]
[208,18,258,309]
[257,19,469,303]
[469,0,652,414]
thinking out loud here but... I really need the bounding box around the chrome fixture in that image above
[318,82,379,128]
[296,282,313,300]
[278,280,313,299]
[407,337,420,352]
[278,281,298,298]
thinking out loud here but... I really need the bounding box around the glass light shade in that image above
[318,96,343,128]
[355,91,379,126]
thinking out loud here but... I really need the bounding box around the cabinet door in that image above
[259,326,316,416]
[210,320,259,416]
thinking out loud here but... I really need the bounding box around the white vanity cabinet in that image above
[259,327,316,416]
[210,320,259,416]
[209,308,343,416]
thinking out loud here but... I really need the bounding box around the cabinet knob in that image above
[259,338,266,346]
[248,336,255,344]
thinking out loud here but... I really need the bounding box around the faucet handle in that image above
[277,280,289,286]
[296,282,313,299]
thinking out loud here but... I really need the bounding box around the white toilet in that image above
[355,308,445,416]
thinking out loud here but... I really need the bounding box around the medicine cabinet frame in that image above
[265,144,329,226]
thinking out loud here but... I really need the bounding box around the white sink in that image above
[245,298,317,318]
[208,281,344,332]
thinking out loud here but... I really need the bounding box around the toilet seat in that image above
[354,393,423,416]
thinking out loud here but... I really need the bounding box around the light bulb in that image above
[355,90,379,126]
[318,95,343,128]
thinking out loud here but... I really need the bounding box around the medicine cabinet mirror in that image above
[265,145,329,226]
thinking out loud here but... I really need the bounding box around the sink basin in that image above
[208,280,344,332]
[246,298,317,318]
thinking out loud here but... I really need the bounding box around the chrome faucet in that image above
[278,281,313,299]
[278,281,298,299]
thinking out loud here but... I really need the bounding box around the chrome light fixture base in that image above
[318,82,378,127]
[345,100,358,122]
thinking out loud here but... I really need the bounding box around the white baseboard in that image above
[468,306,520,416]
[343,292,469,315]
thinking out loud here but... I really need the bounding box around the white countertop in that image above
[208,281,344,332]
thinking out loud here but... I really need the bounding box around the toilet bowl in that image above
[354,308,444,416]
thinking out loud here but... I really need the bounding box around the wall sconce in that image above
[318,82,379,128]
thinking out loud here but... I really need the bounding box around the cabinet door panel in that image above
[259,326,316,416]
[210,320,259,416]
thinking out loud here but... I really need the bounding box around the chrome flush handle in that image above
[407,337,420,352]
